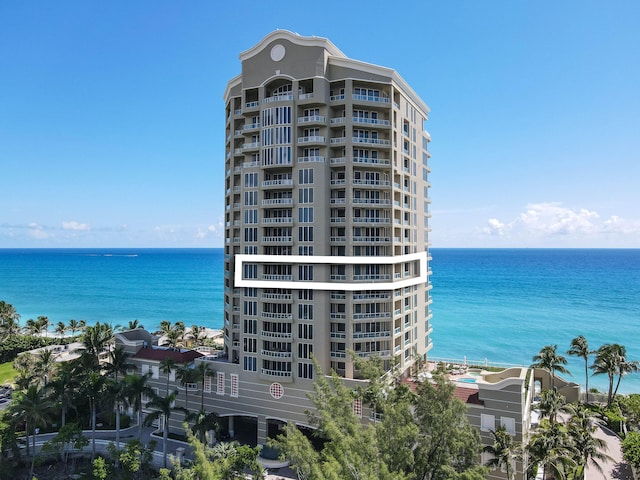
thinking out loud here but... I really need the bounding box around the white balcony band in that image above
[234,252,428,291]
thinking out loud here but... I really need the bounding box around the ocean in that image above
[0,248,638,393]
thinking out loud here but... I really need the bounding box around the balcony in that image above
[330,137,346,144]
[298,136,326,144]
[262,236,293,243]
[352,179,391,187]
[263,94,293,103]
[353,218,391,224]
[261,311,293,322]
[329,117,346,125]
[352,137,391,146]
[263,179,293,187]
[242,142,260,151]
[356,350,391,358]
[330,351,347,358]
[330,332,346,339]
[261,350,292,358]
[261,292,292,300]
[353,274,392,282]
[262,217,293,224]
[352,312,391,319]
[245,101,259,109]
[352,156,391,166]
[262,274,293,281]
[352,117,391,126]
[297,156,325,163]
[262,198,293,206]
[352,198,391,205]
[261,331,293,339]
[330,94,345,102]
[352,236,390,243]
[352,94,391,104]
[353,331,392,339]
[352,292,390,300]
[261,368,292,377]
[330,157,346,164]
[243,122,260,131]
[298,115,325,124]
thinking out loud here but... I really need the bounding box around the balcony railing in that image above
[352,94,391,104]
[262,198,293,205]
[353,218,391,224]
[262,217,293,224]
[263,179,293,187]
[261,368,292,377]
[352,117,391,126]
[262,236,293,243]
[353,331,392,339]
[352,137,391,146]
[261,312,293,319]
[261,350,292,358]
[297,156,325,163]
[261,331,293,339]
[298,136,326,144]
[263,94,293,103]
[353,156,391,166]
[298,115,325,123]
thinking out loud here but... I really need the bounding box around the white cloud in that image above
[480,202,640,243]
[28,223,52,239]
[62,220,91,231]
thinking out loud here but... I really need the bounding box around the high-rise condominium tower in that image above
[220,30,432,442]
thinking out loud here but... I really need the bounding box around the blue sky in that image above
[1,1,639,248]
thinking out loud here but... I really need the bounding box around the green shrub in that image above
[622,431,640,470]
[603,408,624,435]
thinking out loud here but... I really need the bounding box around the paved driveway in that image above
[587,424,634,480]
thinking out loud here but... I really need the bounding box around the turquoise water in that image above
[0,248,638,393]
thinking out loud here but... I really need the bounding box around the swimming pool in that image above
[455,378,477,383]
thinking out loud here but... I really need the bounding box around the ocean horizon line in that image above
[1,246,638,251]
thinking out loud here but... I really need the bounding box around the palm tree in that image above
[527,419,577,480]
[68,319,81,337]
[25,317,47,336]
[162,328,182,348]
[159,357,177,396]
[591,343,638,407]
[188,409,220,446]
[55,320,67,337]
[189,324,207,347]
[538,388,569,424]
[105,378,129,452]
[81,321,114,367]
[567,335,592,403]
[483,425,521,480]
[177,362,197,413]
[0,300,20,324]
[567,405,612,479]
[531,344,571,389]
[105,345,132,382]
[159,320,173,336]
[127,319,142,330]
[34,348,58,386]
[144,390,188,469]
[124,372,154,439]
[9,384,53,476]
[196,361,214,411]
[81,371,107,459]
[0,301,21,340]
[47,361,78,427]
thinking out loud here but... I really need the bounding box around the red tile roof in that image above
[401,379,484,405]
[132,347,203,363]
[453,386,483,405]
